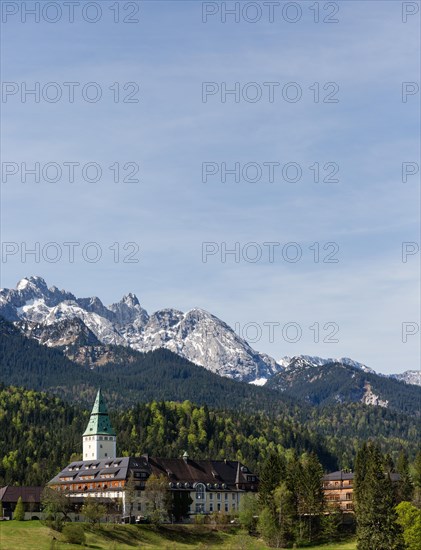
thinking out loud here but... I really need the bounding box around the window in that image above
[196,483,205,501]
[209,493,213,500]
[217,493,221,501]
[209,503,213,512]
[195,503,205,514]
[225,503,229,512]
[217,503,221,512]
[225,493,228,500]
[137,504,141,512]
[232,493,235,500]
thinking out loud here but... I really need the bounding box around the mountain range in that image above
[0,276,419,392]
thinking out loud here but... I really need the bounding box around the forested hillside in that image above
[0,317,291,412]
[1,385,419,487]
[0,385,337,486]
[267,362,421,415]
[1,317,420,487]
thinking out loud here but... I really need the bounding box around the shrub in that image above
[14,497,25,521]
[62,523,86,545]
[194,514,206,524]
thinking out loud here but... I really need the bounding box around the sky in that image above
[1,0,420,374]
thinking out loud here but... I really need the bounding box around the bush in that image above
[62,523,86,545]
[14,497,25,521]
[194,514,206,524]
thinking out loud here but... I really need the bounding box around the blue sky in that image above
[1,1,420,373]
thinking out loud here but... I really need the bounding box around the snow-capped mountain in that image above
[278,355,376,374]
[389,370,421,387]
[1,277,418,387]
[0,276,281,383]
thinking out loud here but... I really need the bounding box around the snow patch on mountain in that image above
[278,355,375,373]
[390,370,421,387]
[0,277,282,382]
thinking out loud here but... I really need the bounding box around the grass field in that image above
[0,521,357,550]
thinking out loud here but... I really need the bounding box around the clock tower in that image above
[82,389,116,460]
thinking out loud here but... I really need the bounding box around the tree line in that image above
[237,444,421,548]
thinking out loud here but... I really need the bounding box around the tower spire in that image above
[82,389,116,460]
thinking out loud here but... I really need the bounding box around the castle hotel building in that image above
[49,390,259,517]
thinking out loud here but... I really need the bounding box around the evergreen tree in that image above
[354,441,368,506]
[172,492,192,522]
[355,442,403,550]
[295,452,325,544]
[258,451,285,512]
[14,496,25,521]
[396,450,413,503]
[412,451,421,507]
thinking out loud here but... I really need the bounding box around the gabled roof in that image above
[0,486,43,503]
[48,457,146,486]
[49,456,258,492]
[83,389,116,436]
[147,457,256,489]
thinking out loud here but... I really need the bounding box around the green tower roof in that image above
[83,389,116,436]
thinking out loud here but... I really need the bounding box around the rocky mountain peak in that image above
[16,275,49,293]
[121,293,140,307]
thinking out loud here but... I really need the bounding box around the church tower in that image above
[83,389,116,461]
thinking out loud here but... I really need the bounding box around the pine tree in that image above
[295,453,325,544]
[258,451,285,512]
[412,451,421,506]
[355,442,403,550]
[354,441,368,506]
[14,496,25,521]
[396,450,413,502]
